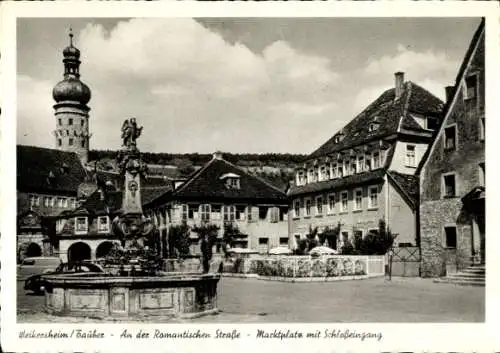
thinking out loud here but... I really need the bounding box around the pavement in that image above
[17,276,484,323]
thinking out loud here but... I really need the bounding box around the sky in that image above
[17,17,481,154]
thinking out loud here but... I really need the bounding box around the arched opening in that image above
[26,242,42,257]
[95,241,115,259]
[67,242,91,262]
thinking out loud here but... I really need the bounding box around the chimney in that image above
[445,86,455,103]
[212,151,223,160]
[395,72,405,100]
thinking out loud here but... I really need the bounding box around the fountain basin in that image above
[42,272,220,320]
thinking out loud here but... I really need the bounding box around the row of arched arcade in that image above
[59,240,119,263]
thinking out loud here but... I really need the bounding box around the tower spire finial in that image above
[69,26,74,46]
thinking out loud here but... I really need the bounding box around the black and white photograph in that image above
[1,2,499,352]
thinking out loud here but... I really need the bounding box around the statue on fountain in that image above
[107,118,161,275]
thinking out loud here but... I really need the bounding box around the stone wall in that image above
[419,30,484,277]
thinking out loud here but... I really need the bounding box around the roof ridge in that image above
[220,158,287,195]
[173,157,217,195]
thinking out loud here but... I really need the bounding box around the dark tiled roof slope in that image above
[173,158,287,202]
[309,82,443,159]
[387,171,419,208]
[288,168,386,197]
[17,145,87,194]
[68,186,171,217]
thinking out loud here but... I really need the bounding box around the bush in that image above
[168,222,191,259]
[358,219,395,255]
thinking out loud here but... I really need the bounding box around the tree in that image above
[305,226,319,252]
[358,219,396,255]
[321,222,341,250]
[192,223,220,273]
[222,222,247,257]
[168,221,191,259]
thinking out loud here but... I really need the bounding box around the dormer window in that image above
[426,117,438,130]
[369,122,380,132]
[465,74,478,100]
[334,133,344,144]
[97,216,110,233]
[297,170,306,185]
[220,173,240,190]
[75,217,88,234]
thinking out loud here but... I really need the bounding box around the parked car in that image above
[17,256,62,281]
[24,261,105,294]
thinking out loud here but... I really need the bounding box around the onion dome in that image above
[52,27,91,105]
[52,78,91,104]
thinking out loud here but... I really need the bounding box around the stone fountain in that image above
[42,118,220,320]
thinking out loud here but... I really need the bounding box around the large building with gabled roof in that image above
[143,152,289,255]
[418,19,485,277]
[288,72,444,250]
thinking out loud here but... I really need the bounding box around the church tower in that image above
[52,29,91,165]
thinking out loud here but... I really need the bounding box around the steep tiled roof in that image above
[309,82,443,159]
[66,186,171,217]
[17,145,87,195]
[162,157,287,203]
[387,171,419,208]
[288,168,386,197]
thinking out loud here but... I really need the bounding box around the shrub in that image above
[340,238,356,255]
[192,223,220,273]
[168,222,191,259]
[358,219,395,255]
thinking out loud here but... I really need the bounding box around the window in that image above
[68,138,74,146]
[443,174,456,198]
[81,119,84,127]
[247,206,254,221]
[328,194,336,214]
[372,152,380,169]
[199,204,211,221]
[357,156,364,173]
[369,123,379,132]
[57,197,64,207]
[50,197,55,207]
[365,154,372,171]
[293,200,300,218]
[223,205,236,222]
[269,207,280,223]
[444,226,457,248]
[58,139,62,147]
[259,207,268,220]
[97,216,109,233]
[337,163,344,178]
[181,204,189,220]
[75,217,88,233]
[307,169,314,183]
[405,144,416,167]
[320,166,329,181]
[280,237,289,246]
[331,163,337,178]
[305,199,312,217]
[313,170,319,182]
[426,118,438,130]
[340,192,348,212]
[465,75,477,100]
[297,171,306,185]
[43,197,49,207]
[58,118,62,126]
[444,126,456,150]
[68,118,73,125]
[259,238,268,245]
[62,198,68,208]
[368,186,378,208]
[354,189,363,211]
[351,160,357,175]
[227,178,240,189]
[316,196,323,215]
[81,140,85,148]
[479,118,485,141]
[479,163,485,187]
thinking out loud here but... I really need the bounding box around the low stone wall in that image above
[222,255,385,279]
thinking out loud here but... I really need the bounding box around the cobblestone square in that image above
[18,277,484,323]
